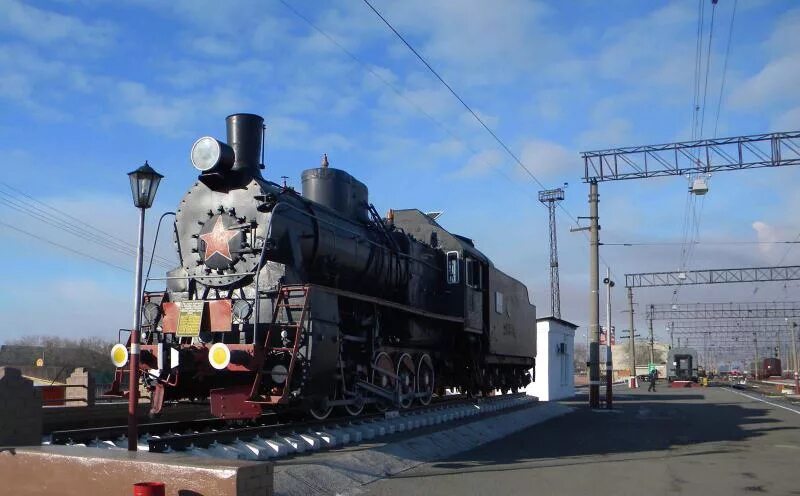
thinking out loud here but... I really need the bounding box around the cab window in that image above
[446,251,460,284]
[465,258,482,289]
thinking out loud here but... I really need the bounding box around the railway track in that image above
[49,393,534,460]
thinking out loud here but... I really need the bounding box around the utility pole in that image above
[627,286,636,387]
[604,268,614,408]
[753,331,759,380]
[539,188,565,319]
[669,322,675,348]
[588,180,600,407]
[788,320,799,394]
[648,305,655,367]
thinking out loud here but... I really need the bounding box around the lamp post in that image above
[603,269,614,408]
[787,319,799,394]
[126,161,163,451]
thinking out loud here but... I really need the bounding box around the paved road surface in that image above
[363,385,800,496]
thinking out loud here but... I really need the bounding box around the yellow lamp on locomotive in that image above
[208,342,231,370]
[110,343,129,368]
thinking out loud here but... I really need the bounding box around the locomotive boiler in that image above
[111,113,537,420]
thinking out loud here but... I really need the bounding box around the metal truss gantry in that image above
[583,131,800,182]
[646,302,800,320]
[625,265,800,288]
[578,130,800,408]
[667,321,793,331]
[539,188,565,319]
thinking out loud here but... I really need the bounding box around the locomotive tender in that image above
[112,113,536,420]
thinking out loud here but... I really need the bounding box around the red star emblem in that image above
[200,216,238,262]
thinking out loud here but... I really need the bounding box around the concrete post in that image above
[627,287,636,387]
[588,180,600,408]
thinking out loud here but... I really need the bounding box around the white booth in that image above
[526,317,578,401]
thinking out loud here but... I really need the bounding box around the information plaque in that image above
[176,300,204,337]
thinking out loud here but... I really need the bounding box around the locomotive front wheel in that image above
[309,390,336,420]
[416,354,434,406]
[309,400,334,420]
[397,353,415,409]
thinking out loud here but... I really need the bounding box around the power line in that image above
[0,220,131,273]
[0,183,174,266]
[714,0,738,137]
[0,182,173,269]
[604,240,800,247]
[276,0,539,204]
[698,0,717,137]
[359,0,573,206]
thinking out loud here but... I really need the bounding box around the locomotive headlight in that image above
[110,343,129,368]
[270,364,288,384]
[190,136,234,172]
[232,299,252,322]
[208,342,231,370]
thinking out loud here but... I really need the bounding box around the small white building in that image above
[526,317,578,401]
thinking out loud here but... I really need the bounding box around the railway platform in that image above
[363,385,800,496]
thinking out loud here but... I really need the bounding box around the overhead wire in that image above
[713,0,738,137]
[283,0,622,312]
[275,0,539,204]
[358,0,586,230]
[0,189,173,270]
[0,181,174,268]
[0,220,131,273]
[675,0,717,304]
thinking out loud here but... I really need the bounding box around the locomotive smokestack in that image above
[226,113,264,176]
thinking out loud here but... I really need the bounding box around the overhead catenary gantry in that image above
[583,131,800,182]
[626,265,800,288]
[580,129,800,407]
[646,301,800,320]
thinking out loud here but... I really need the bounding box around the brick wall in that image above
[0,367,42,446]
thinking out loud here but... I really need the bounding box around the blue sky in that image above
[1,0,799,363]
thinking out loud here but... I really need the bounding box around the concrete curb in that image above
[274,401,573,496]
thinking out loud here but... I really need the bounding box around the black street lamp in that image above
[128,161,163,208]
[125,161,163,451]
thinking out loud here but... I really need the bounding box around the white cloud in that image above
[519,140,576,179]
[751,221,796,261]
[450,149,504,178]
[728,53,800,110]
[773,106,800,131]
[0,0,114,48]
[188,36,240,58]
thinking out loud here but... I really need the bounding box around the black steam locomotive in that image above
[112,113,536,420]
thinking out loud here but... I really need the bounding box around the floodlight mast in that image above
[538,187,565,319]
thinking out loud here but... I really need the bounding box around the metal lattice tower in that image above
[539,188,565,318]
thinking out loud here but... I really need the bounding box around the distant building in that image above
[611,342,669,379]
[0,345,112,383]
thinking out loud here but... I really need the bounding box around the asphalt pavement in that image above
[363,384,800,496]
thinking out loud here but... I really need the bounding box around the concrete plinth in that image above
[0,445,273,496]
